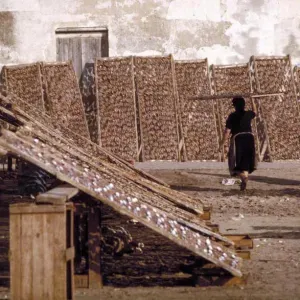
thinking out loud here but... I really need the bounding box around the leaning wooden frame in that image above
[95,56,139,162]
[0,94,243,278]
[0,91,206,218]
[40,61,91,141]
[250,55,300,161]
[134,55,181,161]
[2,62,45,112]
[174,59,220,162]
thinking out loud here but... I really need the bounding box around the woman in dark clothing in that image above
[219,97,257,191]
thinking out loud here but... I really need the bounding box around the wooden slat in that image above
[21,213,33,299]
[10,213,21,300]
[32,213,44,298]
[71,37,82,79]
[36,185,79,205]
[43,213,54,299]
[52,211,66,299]
[10,204,66,214]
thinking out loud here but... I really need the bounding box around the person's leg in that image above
[239,171,249,191]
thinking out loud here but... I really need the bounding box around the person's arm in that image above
[251,98,257,115]
[219,128,231,152]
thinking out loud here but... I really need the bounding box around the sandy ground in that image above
[1,162,300,299]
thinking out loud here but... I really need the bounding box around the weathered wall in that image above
[1,0,300,70]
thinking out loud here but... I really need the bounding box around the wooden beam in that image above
[36,184,79,205]
[188,92,284,101]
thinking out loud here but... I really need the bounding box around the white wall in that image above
[1,0,300,70]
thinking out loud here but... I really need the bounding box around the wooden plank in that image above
[236,250,251,260]
[32,213,44,299]
[43,213,54,299]
[9,212,21,300]
[189,92,284,100]
[20,213,33,300]
[52,211,66,300]
[224,235,253,249]
[71,37,82,79]
[170,56,184,161]
[10,204,66,214]
[36,185,79,205]
[67,206,75,299]
[55,27,108,34]
[200,206,211,221]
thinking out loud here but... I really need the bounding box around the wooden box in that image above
[9,203,74,300]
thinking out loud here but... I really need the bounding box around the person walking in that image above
[219,97,257,191]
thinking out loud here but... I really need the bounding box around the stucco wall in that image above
[1,0,300,70]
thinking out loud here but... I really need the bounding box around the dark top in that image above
[225,110,256,135]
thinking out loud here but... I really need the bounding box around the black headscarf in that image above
[232,97,245,112]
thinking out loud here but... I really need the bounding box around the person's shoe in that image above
[240,181,247,191]
[240,177,248,191]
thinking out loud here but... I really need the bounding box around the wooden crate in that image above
[10,202,74,300]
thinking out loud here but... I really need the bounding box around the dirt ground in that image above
[1,162,300,300]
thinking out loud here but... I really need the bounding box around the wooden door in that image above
[56,28,109,143]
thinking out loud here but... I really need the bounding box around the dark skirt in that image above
[228,133,257,176]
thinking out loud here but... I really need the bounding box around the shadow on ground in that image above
[188,171,300,186]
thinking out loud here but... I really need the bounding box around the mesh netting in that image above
[95,57,138,161]
[174,60,219,161]
[41,62,90,140]
[134,55,179,161]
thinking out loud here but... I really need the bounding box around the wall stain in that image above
[0,12,15,47]
[173,21,231,48]
[283,34,300,57]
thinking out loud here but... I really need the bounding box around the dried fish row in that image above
[251,56,300,160]
[96,57,138,161]
[41,62,90,140]
[0,92,204,216]
[3,63,45,111]
[134,55,179,161]
[253,57,289,94]
[0,128,242,277]
[174,60,218,161]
